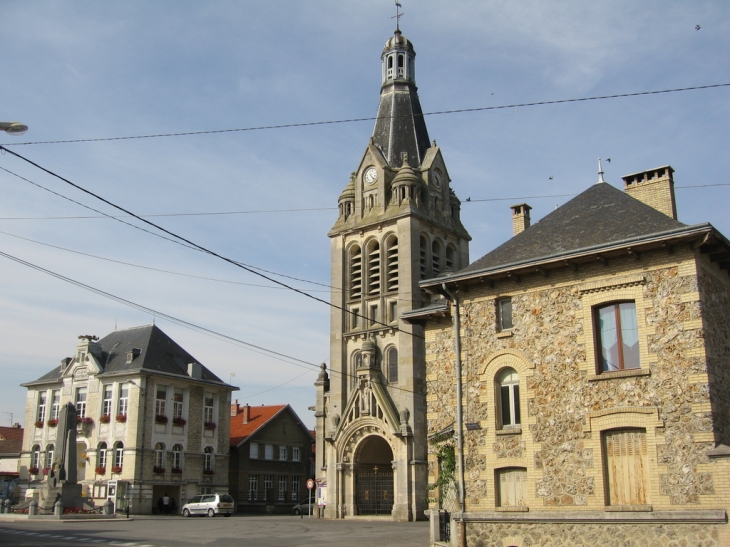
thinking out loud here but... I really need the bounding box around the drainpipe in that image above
[441,283,466,547]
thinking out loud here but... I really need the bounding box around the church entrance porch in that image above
[353,435,393,516]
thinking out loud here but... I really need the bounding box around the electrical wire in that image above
[3,83,729,147]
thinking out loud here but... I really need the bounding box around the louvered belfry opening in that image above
[445,245,455,271]
[350,245,362,299]
[431,240,442,276]
[420,236,428,279]
[367,240,381,296]
[604,428,649,506]
[386,236,398,292]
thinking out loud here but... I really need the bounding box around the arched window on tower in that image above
[387,347,398,383]
[349,245,362,300]
[351,351,362,389]
[367,240,381,296]
[385,235,398,292]
[397,54,405,78]
[420,235,428,279]
[432,240,442,276]
[446,245,456,271]
[387,55,394,79]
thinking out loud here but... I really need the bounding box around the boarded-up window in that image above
[604,429,648,506]
[497,468,527,507]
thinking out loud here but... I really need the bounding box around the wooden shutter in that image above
[498,468,527,507]
[604,429,648,506]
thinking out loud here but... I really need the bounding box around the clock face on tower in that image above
[432,169,442,189]
[363,167,378,185]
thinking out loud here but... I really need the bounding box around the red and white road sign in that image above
[307,479,315,490]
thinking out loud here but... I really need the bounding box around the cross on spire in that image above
[392,1,404,32]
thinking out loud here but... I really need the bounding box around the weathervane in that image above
[392,1,404,32]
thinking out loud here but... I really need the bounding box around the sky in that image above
[1,1,729,430]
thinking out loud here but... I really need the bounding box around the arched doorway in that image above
[354,435,393,515]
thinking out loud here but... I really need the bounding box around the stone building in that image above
[405,165,730,546]
[228,402,314,513]
[19,324,236,514]
[314,26,470,521]
[0,424,23,503]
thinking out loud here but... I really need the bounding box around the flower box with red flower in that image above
[77,416,94,425]
[171,467,183,475]
[202,469,215,476]
[203,422,217,431]
[47,419,58,428]
[153,466,165,474]
[28,466,39,475]
[116,413,127,423]
[99,414,111,424]
[172,417,187,427]
[95,466,106,475]
[42,467,50,476]
[155,415,168,424]
[34,420,44,428]
[111,466,123,474]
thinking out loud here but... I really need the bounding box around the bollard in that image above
[126,503,130,518]
[4,499,10,514]
[103,499,114,515]
[29,499,37,516]
[54,500,63,517]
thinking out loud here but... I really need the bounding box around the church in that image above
[313,25,470,521]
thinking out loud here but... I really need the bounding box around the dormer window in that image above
[126,348,141,364]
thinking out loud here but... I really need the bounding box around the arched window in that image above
[31,444,41,470]
[420,235,428,279]
[432,240,442,276]
[387,347,398,383]
[203,446,214,472]
[366,240,381,296]
[351,351,363,389]
[387,54,394,79]
[497,368,520,428]
[154,443,165,471]
[172,444,183,472]
[97,442,107,469]
[349,245,362,299]
[385,235,398,292]
[113,442,124,470]
[44,444,54,469]
[397,54,405,77]
[446,245,456,271]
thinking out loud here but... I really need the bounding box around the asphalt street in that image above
[0,515,430,547]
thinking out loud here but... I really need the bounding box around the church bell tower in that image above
[314,26,470,522]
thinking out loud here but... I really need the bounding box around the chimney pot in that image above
[243,404,250,424]
[622,165,677,220]
[510,203,532,236]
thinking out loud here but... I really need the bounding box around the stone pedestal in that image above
[38,482,84,513]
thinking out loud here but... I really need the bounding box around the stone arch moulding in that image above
[338,420,398,464]
[583,406,662,434]
[480,349,535,378]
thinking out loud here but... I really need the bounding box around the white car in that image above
[181,493,235,517]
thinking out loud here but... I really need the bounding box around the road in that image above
[0,514,430,547]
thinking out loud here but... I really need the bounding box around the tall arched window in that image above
[172,444,183,472]
[44,444,54,469]
[154,442,165,471]
[497,368,520,429]
[97,442,107,470]
[203,446,214,472]
[113,442,124,470]
[446,245,456,271]
[31,444,41,470]
[366,240,381,296]
[387,347,398,383]
[432,240,442,276]
[385,235,398,292]
[420,235,428,279]
[349,245,362,299]
[351,351,363,389]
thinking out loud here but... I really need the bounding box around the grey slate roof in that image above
[459,182,687,275]
[372,81,431,167]
[25,324,225,386]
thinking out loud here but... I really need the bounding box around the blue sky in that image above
[1,1,729,429]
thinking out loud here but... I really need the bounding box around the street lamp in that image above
[0,122,28,136]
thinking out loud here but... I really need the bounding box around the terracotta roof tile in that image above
[229,404,286,446]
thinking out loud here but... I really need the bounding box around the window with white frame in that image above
[37,392,47,423]
[75,387,87,418]
[291,476,300,501]
[44,444,54,469]
[118,383,129,416]
[51,390,60,420]
[173,387,184,419]
[155,385,167,416]
[497,368,520,428]
[171,444,183,471]
[292,447,301,462]
[278,476,287,501]
[102,385,113,417]
[264,475,273,501]
[249,442,259,459]
[154,443,165,469]
[249,474,258,500]
[204,393,214,424]
[97,442,107,469]
[31,445,41,469]
[203,446,214,471]
[279,446,287,461]
[113,442,124,468]
[264,444,273,460]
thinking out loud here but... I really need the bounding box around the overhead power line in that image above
[2,83,729,146]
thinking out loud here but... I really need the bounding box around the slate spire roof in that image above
[23,324,227,386]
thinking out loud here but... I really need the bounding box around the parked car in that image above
[291,498,315,516]
[181,493,235,517]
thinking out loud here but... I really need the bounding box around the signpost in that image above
[306,479,315,519]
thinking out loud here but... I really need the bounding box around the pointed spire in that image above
[597,158,607,184]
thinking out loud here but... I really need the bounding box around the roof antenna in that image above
[392,1,404,32]
[597,158,607,184]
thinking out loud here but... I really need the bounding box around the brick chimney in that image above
[511,203,532,236]
[622,165,677,220]
[243,404,251,424]
[230,400,239,417]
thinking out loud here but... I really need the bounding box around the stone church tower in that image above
[314,27,470,521]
